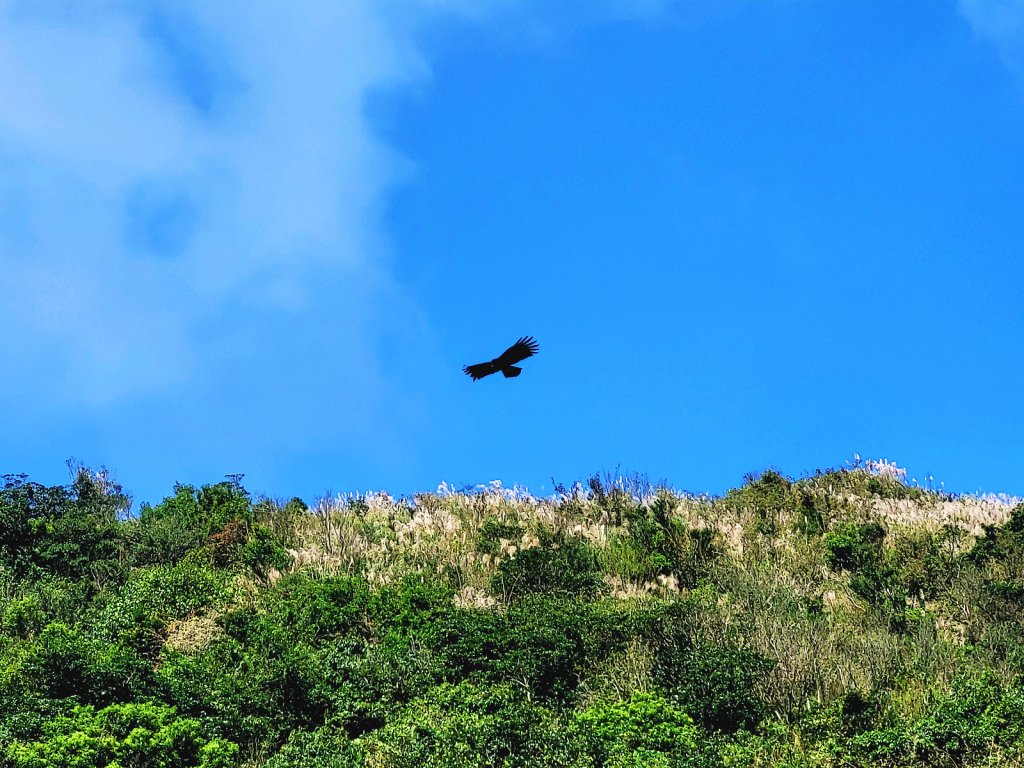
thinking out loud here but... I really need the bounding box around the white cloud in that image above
[0,0,427,406]
[960,0,1024,82]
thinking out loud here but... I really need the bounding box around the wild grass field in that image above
[1,462,1023,767]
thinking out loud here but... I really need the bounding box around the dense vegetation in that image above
[2,462,1023,767]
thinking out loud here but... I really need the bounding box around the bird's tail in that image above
[501,366,522,378]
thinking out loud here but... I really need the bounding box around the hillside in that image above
[1,464,1023,767]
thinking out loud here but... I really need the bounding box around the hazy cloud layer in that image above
[0,0,427,407]
[960,0,1024,82]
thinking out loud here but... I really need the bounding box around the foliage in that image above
[4,701,237,768]
[825,522,908,629]
[362,681,571,768]
[428,596,635,705]
[128,481,252,566]
[263,726,363,768]
[834,671,1024,767]
[724,469,797,535]
[240,524,292,582]
[653,639,773,733]
[491,529,605,601]
[477,517,525,555]
[602,495,718,587]
[569,692,701,767]
[19,622,154,705]
[2,466,1024,767]
[93,553,230,647]
[0,470,125,585]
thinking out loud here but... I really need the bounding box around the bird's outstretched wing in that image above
[494,336,539,367]
[463,361,498,381]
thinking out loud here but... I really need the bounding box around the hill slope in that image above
[1,465,1023,767]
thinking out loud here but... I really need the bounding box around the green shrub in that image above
[824,523,885,573]
[911,671,1024,763]
[129,481,252,566]
[371,574,455,636]
[9,576,89,630]
[363,681,567,768]
[22,623,153,705]
[253,496,307,548]
[156,632,327,753]
[0,471,124,584]
[966,503,1024,568]
[804,468,927,502]
[0,474,42,577]
[240,524,292,582]
[794,490,825,536]
[264,726,363,768]
[259,573,373,646]
[4,701,238,768]
[587,472,642,527]
[333,633,439,733]
[834,672,1024,767]
[977,621,1024,671]
[93,553,229,650]
[159,578,382,750]
[653,640,773,733]
[725,470,795,534]
[601,496,717,587]
[429,597,635,705]
[569,692,700,767]
[601,532,669,583]
[478,518,525,555]
[1,596,45,640]
[825,522,908,629]
[254,577,453,736]
[889,529,951,600]
[207,518,248,568]
[491,530,605,601]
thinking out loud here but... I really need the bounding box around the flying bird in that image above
[463,336,539,381]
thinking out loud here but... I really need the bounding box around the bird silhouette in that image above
[463,336,539,381]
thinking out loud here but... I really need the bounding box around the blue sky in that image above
[1,0,1022,507]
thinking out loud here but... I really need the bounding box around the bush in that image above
[725,470,795,535]
[824,523,885,573]
[259,573,373,646]
[825,522,908,629]
[371,575,455,634]
[240,524,292,582]
[4,701,238,768]
[653,640,773,733]
[0,471,125,585]
[601,496,717,587]
[832,672,1024,767]
[804,467,927,502]
[264,726,363,768]
[1,596,45,640]
[363,681,567,768]
[491,529,605,601]
[0,474,43,577]
[478,518,525,555]
[569,692,700,767]
[129,481,252,566]
[429,597,635,705]
[889,529,953,601]
[92,553,230,650]
[22,623,153,705]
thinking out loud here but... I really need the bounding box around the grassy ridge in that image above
[1,465,1023,767]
